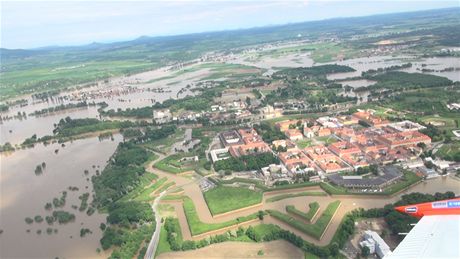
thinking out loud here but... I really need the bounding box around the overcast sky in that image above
[1,0,458,49]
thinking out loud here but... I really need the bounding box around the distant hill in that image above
[0,7,459,100]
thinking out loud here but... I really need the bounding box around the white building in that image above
[359,230,391,258]
[153,109,172,124]
[210,148,230,163]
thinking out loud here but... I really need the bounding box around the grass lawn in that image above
[266,192,327,203]
[286,202,320,222]
[267,200,341,240]
[203,186,263,215]
[182,197,259,236]
[316,136,338,145]
[382,171,422,195]
[155,225,172,256]
[296,139,313,148]
[305,252,320,259]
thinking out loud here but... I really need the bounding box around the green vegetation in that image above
[266,192,327,202]
[369,71,453,90]
[2,8,458,101]
[254,122,286,143]
[53,117,132,138]
[203,186,263,215]
[295,139,313,148]
[154,153,197,174]
[104,224,154,259]
[78,193,90,212]
[214,153,279,172]
[267,200,340,239]
[220,177,318,192]
[91,140,158,257]
[52,211,76,224]
[101,106,153,118]
[182,197,260,236]
[29,101,98,116]
[286,202,320,221]
[142,128,185,154]
[80,228,92,237]
[107,202,154,224]
[436,141,460,162]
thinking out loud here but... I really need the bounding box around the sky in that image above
[1,0,459,49]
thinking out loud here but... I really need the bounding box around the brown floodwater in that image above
[0,135,122,258]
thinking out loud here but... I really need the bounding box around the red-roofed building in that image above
[285,129,304,141]
[377,131,431,149]
[353,111,390,127]
[328,141,362,157]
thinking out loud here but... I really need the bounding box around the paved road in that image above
[144,190,168,259]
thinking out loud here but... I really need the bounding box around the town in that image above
[205,109,458,194]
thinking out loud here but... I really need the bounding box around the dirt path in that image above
[157,240,304,259]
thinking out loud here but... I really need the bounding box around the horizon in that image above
[1,0,459,50]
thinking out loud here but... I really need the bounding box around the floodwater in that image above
[399,56,460,82]
[156,161,460,247]
[0,64,215,145]
[1,106,100,145]
[227,52,315,75]
[0,135,122,258]
[326,55,415,80]
[340,79,376,88]
[326,56,460,81]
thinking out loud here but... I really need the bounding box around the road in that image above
[144,151,206,259]
[144,189,168,259]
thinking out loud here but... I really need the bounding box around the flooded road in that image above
[0,135,122,258]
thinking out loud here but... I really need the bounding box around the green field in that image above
[156,225,172,256]
[296,139,313,148]
[266,192,327,203]
[267,200,341,240]
[182,197,259,236]
[203,186,263,215]
[286,202,320,222]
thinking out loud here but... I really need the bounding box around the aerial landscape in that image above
[1,1,460,259]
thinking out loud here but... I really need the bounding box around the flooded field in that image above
[399,56,460,82]
[0,106,100,145]
[0,135,122,258]
[326,56,460,81]
[227,52,314,75]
